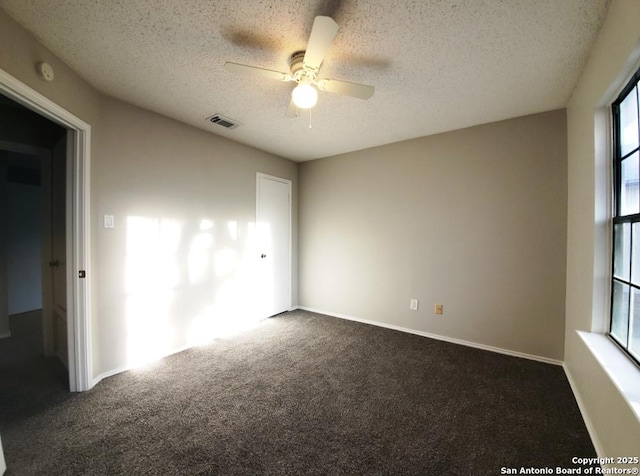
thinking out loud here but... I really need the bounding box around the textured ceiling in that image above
[0,0,610,161]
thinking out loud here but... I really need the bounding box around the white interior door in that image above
[0,161,8,339]
[256,173,291,317]
[49,136,68,368]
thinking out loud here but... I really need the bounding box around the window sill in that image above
[577,330,640,423]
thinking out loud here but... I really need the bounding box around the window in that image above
[611,66,640,364]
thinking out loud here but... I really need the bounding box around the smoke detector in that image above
[37,62,54,81]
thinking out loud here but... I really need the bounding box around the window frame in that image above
[610,66,640,366]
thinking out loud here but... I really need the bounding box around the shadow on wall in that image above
[124,215,274,368]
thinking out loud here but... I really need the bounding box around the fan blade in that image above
[286,99,299,118]
[316,78,374,99]
[224,62,292,81]
[303,16,338,70]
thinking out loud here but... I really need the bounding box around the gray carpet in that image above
[0,310,595,475]
[0,311,48,367]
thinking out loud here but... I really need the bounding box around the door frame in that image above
[256,172,292,315]
[0,68,92,392]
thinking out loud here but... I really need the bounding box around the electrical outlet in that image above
[434,304,443,315]
[410,299,419,311]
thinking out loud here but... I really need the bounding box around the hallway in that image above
[0,311,68,424]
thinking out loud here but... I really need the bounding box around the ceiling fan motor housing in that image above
[289,51,317,82]
[289,51,305,75]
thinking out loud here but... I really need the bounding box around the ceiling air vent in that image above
[206,114,240,130]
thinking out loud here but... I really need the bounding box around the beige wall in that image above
[565,0,640,458]
[299,109,567,361]
[0,9,298,378]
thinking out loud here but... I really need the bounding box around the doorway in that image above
[0,67,92,392]
[0,106,68,386]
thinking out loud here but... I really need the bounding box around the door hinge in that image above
[78,270,86,278]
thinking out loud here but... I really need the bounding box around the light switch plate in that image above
[104,215,115,229]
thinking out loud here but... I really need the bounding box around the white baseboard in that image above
[563,363,605,459]
[0,332,11,339]
[294,306,563,366]
[92,366,128,388]
[91,342,196,388]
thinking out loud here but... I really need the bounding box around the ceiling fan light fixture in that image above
[225,16,374,117]
[292,82,318,109]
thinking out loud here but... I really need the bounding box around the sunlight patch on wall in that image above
[185,220,271,348]
[228,220,238,241]
[187,303,267,347]
[126,292,174,367]
[186,276,269,347]
[125,216,182,367]
[124,215,277,365]
[214,248,237,277]
[125,216,182,294]
[188,230,214,284]
[200,219,214,231]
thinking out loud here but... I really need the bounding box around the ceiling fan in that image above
[224,16,374,116]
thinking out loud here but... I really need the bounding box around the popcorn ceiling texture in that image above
[0,0,610,161]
